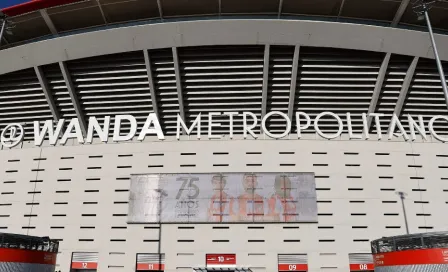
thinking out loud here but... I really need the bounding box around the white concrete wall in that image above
[0,136,447,272]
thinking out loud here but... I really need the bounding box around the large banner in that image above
[128,173,317,223]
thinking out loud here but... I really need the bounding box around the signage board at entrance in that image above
[206,254,236,267]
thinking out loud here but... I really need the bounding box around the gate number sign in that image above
[206,254,236,266]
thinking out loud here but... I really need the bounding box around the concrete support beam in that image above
[39,9,58,35]
[392,0,411,27]
[96,0,108,25]
[59,61,87,135]
[157,0,164,22]
[392,56,419,118]
[337,0,347,19]
[261,45,270,117]
[277,0,284,18]
[34,66,60,121]
[367,53,391,128]
[172,47,186,123]
[287,45,300,121]
[143,49,160,119]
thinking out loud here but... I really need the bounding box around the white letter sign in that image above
[138,113,165,141]
[314,112,343,139]
[262,111,291,139]
[177,113,201,140]
[113,115,137,142]
[243,112,258,139]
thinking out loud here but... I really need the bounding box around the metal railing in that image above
[0,232,59,253]
[371,232,448,254]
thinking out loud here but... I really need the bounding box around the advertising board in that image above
[128,173,317,223]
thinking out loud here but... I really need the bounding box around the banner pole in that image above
[158,187,162,272]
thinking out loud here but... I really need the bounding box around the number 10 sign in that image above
[206,254,236,267]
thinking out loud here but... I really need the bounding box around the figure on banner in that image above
[267,175,298,222]
[236,173,266,221]
[146,185,169,222]
[207,174,236,222]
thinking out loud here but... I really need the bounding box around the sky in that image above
[0,0,31,10]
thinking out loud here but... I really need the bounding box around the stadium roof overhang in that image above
[0,0,447,50]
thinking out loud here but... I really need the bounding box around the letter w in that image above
[34,119,65,146]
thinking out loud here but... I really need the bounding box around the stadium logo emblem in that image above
[1,123,24,148]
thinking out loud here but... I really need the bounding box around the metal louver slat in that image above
[266,45,294,133]
[0,68,53,141]
[136,253,165,271]
[278,254,308,272]
[294,47,384,134]
[371,54,413,132]
[400,58,448,135]
[137,253,165,264]
[349,253,374,271]
[1,45,448,143]
[349,253,373,264]
[67,51,153,136]
[71,252,99,270]
[151,48,178,135]
[179,45,264,135]
[41,64,75,119]
[72,252,99,263]
[278,254,307,264]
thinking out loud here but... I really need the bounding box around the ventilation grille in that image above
[72,252,99,263]
[278,254,308,264]
[180,45,264,135]
[372,54,413,132]
[348,253,373,264]
[151,49,178,135]
[401,58,448,135]
[137,253,165,264]
[0,68,52,140]
[42,63,76,119]
[266,45,294,133]
[294,47,384,133]
[67,51,153,136]
[0,46,447,141]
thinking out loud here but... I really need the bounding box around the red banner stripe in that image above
[206,254,236,265]
[349,263,374,271]
[71,262,98,269]
[374,249,448,266]
[278,264,308,271]
[0,248,56,265]
[136,263,165,271]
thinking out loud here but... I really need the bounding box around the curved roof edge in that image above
[1,0,83,16]
[0,19,446,76]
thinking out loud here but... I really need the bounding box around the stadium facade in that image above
[0,0,448,272]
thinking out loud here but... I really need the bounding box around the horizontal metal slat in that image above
[278,254,307,264]
[348,253,373,264]
[137,254,165,264]
[72,252,99,263]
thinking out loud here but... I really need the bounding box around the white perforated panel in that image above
[0,137,447,272]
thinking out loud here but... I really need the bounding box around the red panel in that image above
[0,248,56,265]
[136,263,165,271]
[71,262,98,269]
[278,263,308,271]
[2,0,84,16]
[206,254,236,266]
[374,249,448,266]
[349,263,375,271]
